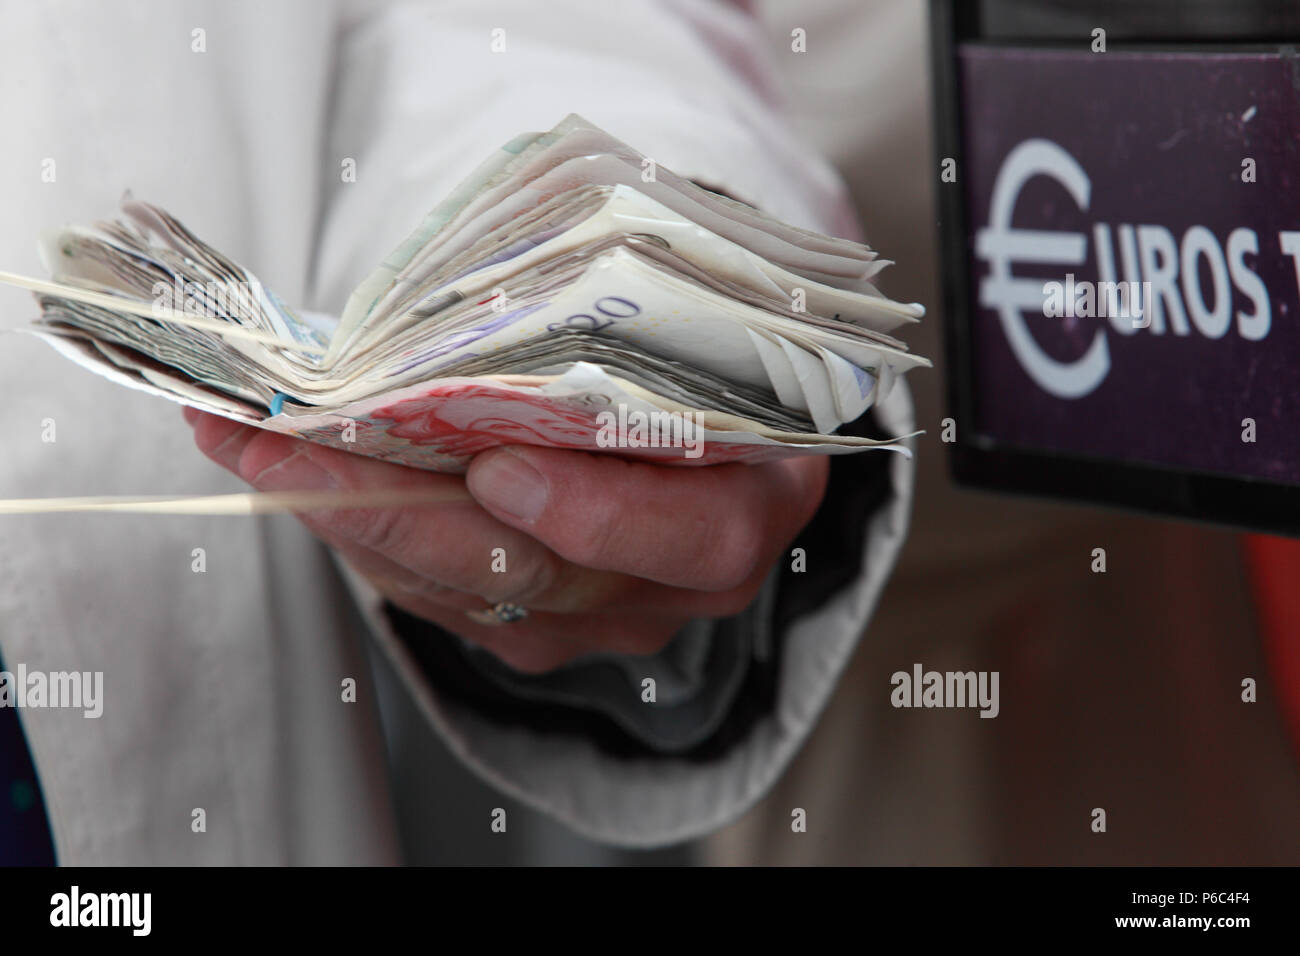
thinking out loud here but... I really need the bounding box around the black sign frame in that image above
[930,0,1300,536]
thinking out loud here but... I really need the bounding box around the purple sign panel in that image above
[960,47,1300,482]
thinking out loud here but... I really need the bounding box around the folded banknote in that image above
[15,114,928,473]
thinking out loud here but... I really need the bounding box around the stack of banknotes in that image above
[22,114,928,473]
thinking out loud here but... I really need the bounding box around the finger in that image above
[189,416,619,610]
[404,601,689,674]
[188,415,646,612]
[189,414,485,610]
[334,542,489,613]
[358,552,709,659]
[188,416,788,619]
[466,446,828,591]
[190,412,260,474]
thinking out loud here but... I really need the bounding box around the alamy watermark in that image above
[890,663,999,718]
[151,277,263,319]
[595,405,705,459]
[50,886,150,936]
[1042,273,1152,325]
[0,664,103,718]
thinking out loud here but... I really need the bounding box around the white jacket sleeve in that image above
[314,0,916,846]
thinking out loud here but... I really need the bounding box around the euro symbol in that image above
[976,139,1109,398]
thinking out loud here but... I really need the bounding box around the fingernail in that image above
[250,449,339,492]
[470,450,548,522]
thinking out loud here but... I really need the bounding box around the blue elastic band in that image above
[269,393,290,416]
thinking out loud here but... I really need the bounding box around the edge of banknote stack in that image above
[22,113,929,474]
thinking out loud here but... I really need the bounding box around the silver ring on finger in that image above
[466,601,530,626]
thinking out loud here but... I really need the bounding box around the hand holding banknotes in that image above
[8,113,927,670]
[188,408,827,671]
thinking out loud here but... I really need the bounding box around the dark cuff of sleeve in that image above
[384,411,894,761]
